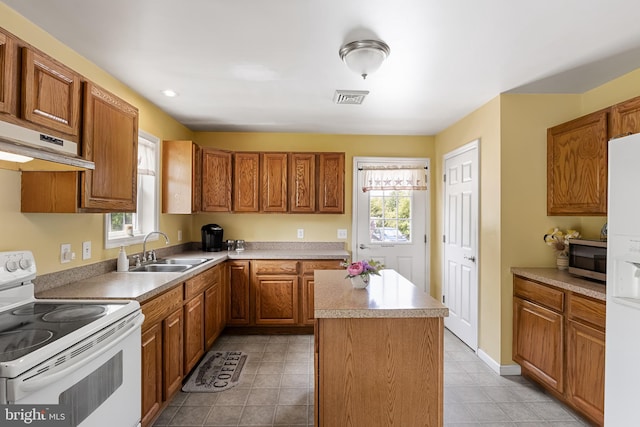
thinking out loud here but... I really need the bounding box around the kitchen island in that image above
[313,269,449,427]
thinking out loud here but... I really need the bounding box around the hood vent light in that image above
[333,90,369,105]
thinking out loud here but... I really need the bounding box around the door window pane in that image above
[369,190,412,243]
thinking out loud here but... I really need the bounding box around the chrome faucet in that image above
[142,231,170,262]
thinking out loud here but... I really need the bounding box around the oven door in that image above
[6,311,143,427]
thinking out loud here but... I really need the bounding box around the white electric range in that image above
[0,250,143,427]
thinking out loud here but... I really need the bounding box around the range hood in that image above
[0,120,95,171]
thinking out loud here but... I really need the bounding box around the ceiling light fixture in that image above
[161,89,179,97]
[339,39,390,80]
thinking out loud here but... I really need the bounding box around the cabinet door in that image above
[227,261,250,325]
[261,152,288,212]
[82,82,139,211]
[184,294,205,373]
[163,308,183,400]
[301,276,315,326]
[566,320,605,426]
[254,275,299,325]
[318,153,345,213]
[233,152,259,212]
[141,323,162,427]
[290,153,316,213]
[202,148,232,212]
[162,140,201,214]
[547,110,608,215]
[205,282,223,349]
[610,95,640,138]
[21,48,81,136]
[513,297,564,393]
[0,30,16,115]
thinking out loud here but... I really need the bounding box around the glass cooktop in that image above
[0,301,127,362]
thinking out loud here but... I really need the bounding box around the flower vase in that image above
[556,253,569,270]
[350,275,369,289]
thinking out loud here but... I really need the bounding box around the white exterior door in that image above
[443,140,479,350]
[353,157,430,293]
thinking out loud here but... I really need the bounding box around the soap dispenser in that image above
[117,246,128,272]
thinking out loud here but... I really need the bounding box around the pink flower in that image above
[347,261,364,276]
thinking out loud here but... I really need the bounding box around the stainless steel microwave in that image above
[568,239,607,282]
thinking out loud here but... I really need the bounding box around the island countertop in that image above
[314,269,449,318]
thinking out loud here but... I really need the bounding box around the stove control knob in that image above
[5,260,18,273]
[19,258,32,270]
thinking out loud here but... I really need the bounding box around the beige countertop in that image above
[511,267,606,301]
[36,248,349,303]
[314,269,449,318]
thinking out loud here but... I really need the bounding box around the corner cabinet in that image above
[513,274,605,426]
[21,82,139,213]
[547,110,608,216]
[162,140,201,214]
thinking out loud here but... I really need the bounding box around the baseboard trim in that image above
[477,348,522,376]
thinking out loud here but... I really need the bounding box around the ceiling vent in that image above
[333,90,369,105]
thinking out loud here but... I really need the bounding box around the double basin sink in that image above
[128,257,211,273]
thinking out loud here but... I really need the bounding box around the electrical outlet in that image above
[177,230,183,242]
[337,229,348,239]
[82,241,91,260]
[60,243,71,264]
[297,229,304,239]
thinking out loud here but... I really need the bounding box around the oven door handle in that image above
[16,312,144,396]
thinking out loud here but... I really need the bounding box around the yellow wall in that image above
[0,4,194,274]
[192,132,434,252]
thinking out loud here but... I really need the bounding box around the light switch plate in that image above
[337,229,348,239]
[60,243,71,263]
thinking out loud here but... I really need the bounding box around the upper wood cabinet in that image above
[610,95,640,138]
[81,82,138,211]
[318,152,345,213]
[21,82,139,213]
[162,140,202,214]
[21,48,81,137]
[261,152,288,212]
[289,153,316,213]
[547,110,608,216]
[202,148,232,212]
[233,152,259,212]
[0,30,16,115]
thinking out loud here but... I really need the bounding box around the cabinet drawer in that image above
[185,265,220,300]
[514,276,564,313]
[141,285,183,329]
[301,260,343,275]
[252,260,299,275]
[568,293,606,330]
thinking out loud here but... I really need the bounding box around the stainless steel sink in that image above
[127,257,211,273]
[129,264,191,273]
[155,258,210,265]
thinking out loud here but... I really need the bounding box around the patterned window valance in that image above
[361,165,427,192]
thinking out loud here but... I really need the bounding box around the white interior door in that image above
[443,140,479,351]
[353,157,430,293]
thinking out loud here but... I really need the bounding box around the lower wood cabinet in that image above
[513,274,605,426]
[140,264,224,427]
[227,259,342,328]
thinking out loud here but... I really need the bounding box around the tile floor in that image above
[153,329,591,426]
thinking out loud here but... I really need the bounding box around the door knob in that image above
[464,255,476,263]
[359,244,368,250]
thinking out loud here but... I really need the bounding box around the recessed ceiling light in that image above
[161,89,179,97]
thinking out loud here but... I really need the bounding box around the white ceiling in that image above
[5,0,640,135]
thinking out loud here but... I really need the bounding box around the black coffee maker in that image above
[201,224,224,252]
